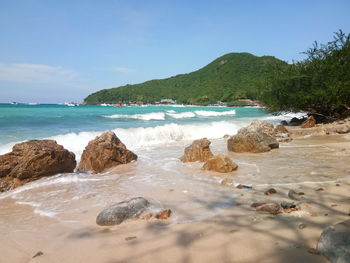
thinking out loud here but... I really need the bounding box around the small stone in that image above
[264,188,277,195]
[336,184,340,186]
[155,209,172,220]
[298,192,305,195]
[281,201,296,209]
[255,203,281,215]
[33,251,44,258]
[251,202,266,208]
[324,213,328,216]
[316,188,324,191]
[307,248,320,255]
[298,223,307,230]
[125,236,137,241]
[236,184,252,189]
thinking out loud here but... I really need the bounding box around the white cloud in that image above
[0,62,80,84]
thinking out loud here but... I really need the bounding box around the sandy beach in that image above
[1,129,350,263]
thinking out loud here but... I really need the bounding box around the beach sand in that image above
[0,132,349,263]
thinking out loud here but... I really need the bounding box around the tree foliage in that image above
[262,30,350,120]
[84,53,287,105]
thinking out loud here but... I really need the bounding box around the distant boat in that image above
[114,104,123,107]
[10,102,18,105]
[100,103,113,106]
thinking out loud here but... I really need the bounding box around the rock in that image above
[202,155,238,173]
[298,223,307,230]
[155,209,172,219]
[245,120,274,136]
[264,188,277,195]
[317,220,350,263]
[301,116,316,128]
[236,184,253,189]
[316,187,324,191]
[125,236,137,241]
[96,197,150,226]
[180,138,214,162]
[290,117,306,126]
[33,251,44,258]
[281,201,296,209]
[78,130,137,173]
[227,128,279,153]
[0,140,76,192]
[273,124,289,136]
[280,120,288,126]
[255,203,281,215]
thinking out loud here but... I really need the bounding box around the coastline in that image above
[1,124,349,262]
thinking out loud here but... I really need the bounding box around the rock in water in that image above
[0,140,76,192]
[317,220,350,263]
[78,130,137,173]
[96,197,150,226]
[245,120,274,136]
[227,128,279,153]
[180,138,214,162]
[301,116,316,128]
[202,155,238,173]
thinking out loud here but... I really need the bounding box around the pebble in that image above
[316,188,324,191]
[307,248,320,255]
[298,223,307,230]
[264,188,277,195]
[125,236,137,241]
[33,251,44,258]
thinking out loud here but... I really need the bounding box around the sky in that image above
[0,0,349,103]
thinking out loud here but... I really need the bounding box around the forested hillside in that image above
[84,53,287,105]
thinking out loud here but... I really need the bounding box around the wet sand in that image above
[1,133,350,262]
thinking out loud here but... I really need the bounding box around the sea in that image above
[0,104,317,224]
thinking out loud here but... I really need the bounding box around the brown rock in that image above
[301,116,316,128]
[155,209,172,219]
[0,140,76,192]
[246,120,274,136]
[273,124,289,135]
[78,130,137,173]
[202,155,238,173]
[180,138,213,162]
[255,203,281,215]
[264,188,277,195]
[227,128,279,153]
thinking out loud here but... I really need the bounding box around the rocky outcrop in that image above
[78,130,137,173]
[96,197,150,226]
[180,138,214,162]
[227,128,279,153]
[0,140,76,192]
[202,155,238,173]
[317,219,350,263]
[301,116,316,128]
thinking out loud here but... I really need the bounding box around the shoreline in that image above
[0,123,350,262]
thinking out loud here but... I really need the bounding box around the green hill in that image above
[84,52,288,105]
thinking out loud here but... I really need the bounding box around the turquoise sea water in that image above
[0,103,300,157]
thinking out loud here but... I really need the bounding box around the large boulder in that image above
[78,130,137,173]
[202,155,238,173]
[180,138,214,162]
[301,116,316,128]
[96,197,150,226]
[245,120,274,136]
[317,220,350,263]
[227,127,279,153]
[0,140,76,192]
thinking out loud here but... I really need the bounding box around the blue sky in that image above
[0,0,349,103]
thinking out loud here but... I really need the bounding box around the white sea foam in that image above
[264,111,307,122]
[0,120,247,161]
[104,112,166,120]
[194,110,236,117]
[166,112,196,119]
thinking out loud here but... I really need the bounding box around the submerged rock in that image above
[180,138,214,162]
[0,140,76,192]
[202,155,238,173]
[317,219,350,263]
[78,130,137,173]
[96,197,150,226]
[301,116,316,128]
